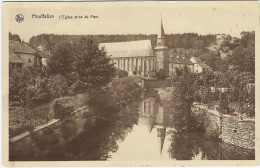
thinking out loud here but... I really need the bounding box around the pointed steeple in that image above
[160,13,165,38]
[155,13,167,49]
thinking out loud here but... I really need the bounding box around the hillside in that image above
[29,33,216,52]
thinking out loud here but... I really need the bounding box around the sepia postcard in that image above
[2,1,260,167]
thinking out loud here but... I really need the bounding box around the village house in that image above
[169,50,194,77]
[9,40,44,69]
[190,56,213,74]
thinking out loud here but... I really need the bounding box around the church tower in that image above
[154,16,169,77]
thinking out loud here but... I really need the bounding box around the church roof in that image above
[9,40,36,54]
[99,40,154,58]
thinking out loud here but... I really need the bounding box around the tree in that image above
[9,32,21,41]
[9,67,50,107]
[226,32,255,74]
[47,38,116,92]
[72,38,116,87]
[48,74,69,98]
[170,71,196,132]
[47,41,75,85]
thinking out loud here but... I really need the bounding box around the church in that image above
[99,19,203,78]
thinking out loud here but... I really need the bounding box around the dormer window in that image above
[29,58,31,63]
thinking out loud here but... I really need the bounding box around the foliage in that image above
[115,69,128,78]
[110,77,142,106]
[53,98,75,119]
[219,93,230,114]
[47,41,76,85]
[223,31,255,75]
[73,38,116,87]
[199,51,221,71]
[170,71,196,132]
[199,87,211,104]
[29,33,216,52]
[9,67,51,107]
[47,38,116,93]
[48,74,69,98]
[26,76,50,106]
[9,32,21,41]
[157,69,166,80]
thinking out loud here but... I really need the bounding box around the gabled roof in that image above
[9,51,23,64]
[191,57,213,71]
[9,40,36,54]
[169,51,193,65]
[99,40,154,58]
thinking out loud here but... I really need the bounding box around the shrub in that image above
[157,69,166,80]
[9,67,51,107]
[110,77,142,106]
[48,74,68,98]
[53,98,75,119]
[115,69,128,78]
[25,77,51,107]
[219,93,230,114]
[68,80,89,95]
[200,87,211,104]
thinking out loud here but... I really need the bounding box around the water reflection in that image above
[10,93,254,161]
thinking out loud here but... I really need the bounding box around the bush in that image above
[219,93,230,114]
[157,69,166,80]
[9,67,51,107]
[48,74,68,98]
[53,98,75,119]
[110,77,142,106]
[68,79,89,95]
[200,87,211,104]
[25,77,51,106]
[115,69,128,78]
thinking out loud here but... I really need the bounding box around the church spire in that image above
[160,13,165,38]
[155,13,167,48]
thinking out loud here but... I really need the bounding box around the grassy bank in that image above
[9,92,92,138]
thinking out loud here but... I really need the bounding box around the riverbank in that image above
[9,88,103,138]
[191,105,255,150]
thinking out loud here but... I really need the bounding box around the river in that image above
[9,91,255,161]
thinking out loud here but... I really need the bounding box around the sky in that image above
[6,1,259,42]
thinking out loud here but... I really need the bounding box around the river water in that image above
[9,91,255,161]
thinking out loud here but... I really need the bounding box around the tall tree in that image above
[72,38,116,87]
[47,38,115,91]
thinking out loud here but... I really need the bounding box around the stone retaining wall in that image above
[221,115,255,150]
[191,105,255,150]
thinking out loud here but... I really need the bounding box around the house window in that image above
[29,58,32,63]
[158,42,161,47]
